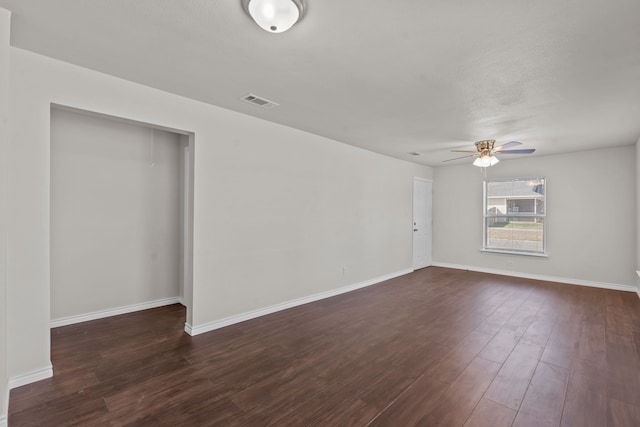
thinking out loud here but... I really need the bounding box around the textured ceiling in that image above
[1,0,640,166]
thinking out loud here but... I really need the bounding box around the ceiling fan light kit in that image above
[473,154,499,167]
[242,0,304,33]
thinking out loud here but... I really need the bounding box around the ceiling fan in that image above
[443,140,535,167]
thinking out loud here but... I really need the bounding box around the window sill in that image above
[481,248,548,258]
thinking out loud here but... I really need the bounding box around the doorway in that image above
[413,177,432,269]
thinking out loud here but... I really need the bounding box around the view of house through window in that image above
[483,177,546,255]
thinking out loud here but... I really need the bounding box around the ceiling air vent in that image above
[241,93,279,109]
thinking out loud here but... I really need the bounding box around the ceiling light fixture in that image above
[242,0,305,33]
[473,140,500,167]
[473,152,499,167]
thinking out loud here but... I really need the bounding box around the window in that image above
[483,177,546,256]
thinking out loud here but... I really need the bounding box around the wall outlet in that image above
[342,267,348,276]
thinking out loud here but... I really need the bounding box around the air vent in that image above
[241,93,279,109]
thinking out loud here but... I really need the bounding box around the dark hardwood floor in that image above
[9,267,640,426]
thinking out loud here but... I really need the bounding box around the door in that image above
[413,177,432,269]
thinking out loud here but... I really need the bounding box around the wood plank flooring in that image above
[9,267,640,426]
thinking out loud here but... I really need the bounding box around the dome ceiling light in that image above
[242,0,305,33]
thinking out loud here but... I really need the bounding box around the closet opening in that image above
[49,105,194,335]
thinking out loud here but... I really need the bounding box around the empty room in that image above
[0,1,639,426]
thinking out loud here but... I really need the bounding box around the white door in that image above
[413,177,432,269]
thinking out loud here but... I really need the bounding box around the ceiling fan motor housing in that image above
[475,140,496,152]
[475,140,495,158]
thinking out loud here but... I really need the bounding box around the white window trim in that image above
[482,177,547,257]
[481,248,548,258]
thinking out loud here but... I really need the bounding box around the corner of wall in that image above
[0,383,6,427]
[0,7,11,425]
[636,138,640,300]
[7,364,53,391]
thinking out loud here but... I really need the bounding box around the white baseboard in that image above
[8,364,53,390]
[0,415,6,427]
[184,322,194,335]
[185,268,413,336]
[50,296,182,328]
[432,262,637,293]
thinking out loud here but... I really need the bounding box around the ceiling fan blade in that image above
[442,154,477,162]
[450,150,478,153]
[494,141,522,151]
[496,149,536,154]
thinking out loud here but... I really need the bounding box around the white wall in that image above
[433,146,636,287]
[0,8,10,424]
[50,108,182,320]
[7,47,432,380]
[201,139,426,322]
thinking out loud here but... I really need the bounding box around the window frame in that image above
[482,177,547,257]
